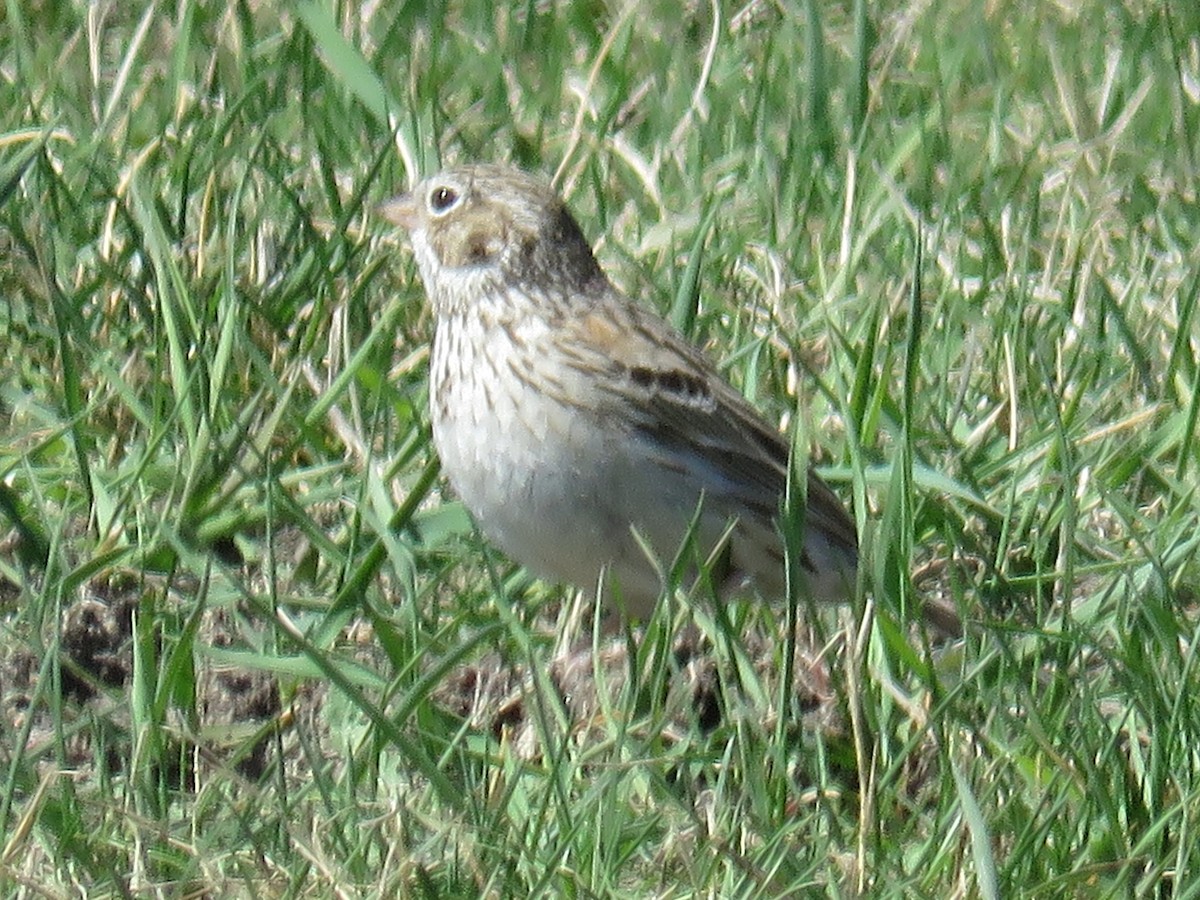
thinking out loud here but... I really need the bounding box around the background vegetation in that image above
[2,0,1199,895]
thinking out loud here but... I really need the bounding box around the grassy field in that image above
[2,0,1199,896]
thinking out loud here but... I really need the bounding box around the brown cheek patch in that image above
[519,235,538,265]
[431,208,507,268]
[465,230,499,264]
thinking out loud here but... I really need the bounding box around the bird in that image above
[380,163,859,623]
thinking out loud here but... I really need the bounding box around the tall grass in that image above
[1,1,1197,895]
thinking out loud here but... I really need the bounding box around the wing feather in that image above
[559,298,858,573]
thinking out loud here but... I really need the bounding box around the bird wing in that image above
[558,296,858,563]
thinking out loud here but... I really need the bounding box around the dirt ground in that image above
[0,524,965,797]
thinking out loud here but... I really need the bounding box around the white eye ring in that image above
[428,185,460,214]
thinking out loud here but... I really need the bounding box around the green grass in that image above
[2,0,1199,896]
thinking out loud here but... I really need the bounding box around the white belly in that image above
[427,309,786,618]
[431,312,652,600]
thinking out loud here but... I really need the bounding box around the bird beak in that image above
[378,193,418,230]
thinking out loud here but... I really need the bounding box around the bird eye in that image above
[429,186,459,213]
